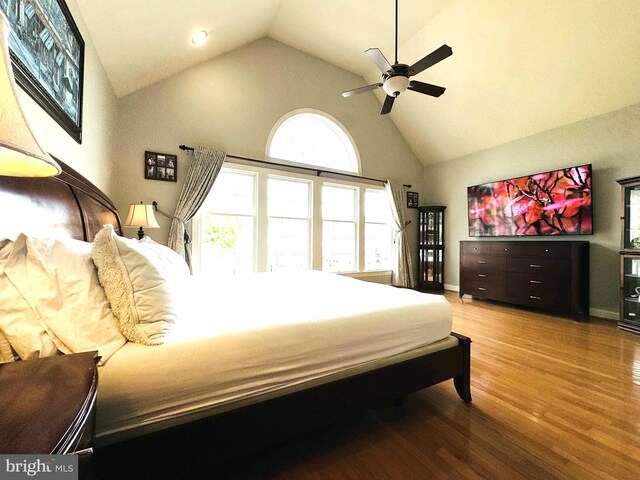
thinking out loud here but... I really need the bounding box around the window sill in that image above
[339,270,393,285]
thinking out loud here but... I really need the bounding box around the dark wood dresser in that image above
[0,351,99,479]
[459,240,589,320]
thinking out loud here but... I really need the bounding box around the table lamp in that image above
[123,202,160,240]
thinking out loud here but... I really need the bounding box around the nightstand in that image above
[0,351,99,479]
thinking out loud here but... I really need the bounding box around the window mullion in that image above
[312,178,323,270]
[256,172,268,272]
[358,187,365,273]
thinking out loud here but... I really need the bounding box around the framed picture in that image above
[0,0,85,143]
[407,191,419,209]
[145,151,177,182]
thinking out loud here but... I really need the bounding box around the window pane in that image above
[365,189,391,223]
[198,169,256,276]
[322,185,356,221]
[269,113,358,173]
[268,177,310,218]
[365,223,393,271]
[207,171,255,215]
[323,220,356,272]
[199,214,254,275]
[267,177,311,271]
[268,218,310,271]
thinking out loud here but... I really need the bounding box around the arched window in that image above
[194,109,393,279]
[267,110,360,174]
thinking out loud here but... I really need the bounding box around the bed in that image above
[0,157,471,468]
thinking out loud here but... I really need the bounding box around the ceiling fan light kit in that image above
[342,0,452,115]
[383,74,409,97]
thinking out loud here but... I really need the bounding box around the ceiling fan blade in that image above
[365,48,393,73]
[342,83,383,98]
[408,80,446,97]
[380,95,395,115]
[409,44,453,76]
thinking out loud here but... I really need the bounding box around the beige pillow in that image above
[91,224,191,345]
[15,236,127,364]
[0,236,60,360]
[0,242,19,363]
[0,330,19,363]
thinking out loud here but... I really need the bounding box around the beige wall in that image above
[423,102,640,319]
[16,0,117,194]
[112,37,423,255]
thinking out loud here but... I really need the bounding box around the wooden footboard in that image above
[94,332,472,474]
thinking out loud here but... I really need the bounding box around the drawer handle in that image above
[478,260,486,264]
[504,248,508,251]
[529,280,542,284]
[478,287,486,291]
[630,312,637,317]
[530,264,542,268]
[530,295,542,300]
[545,249,549,252]
[478,274,486,277]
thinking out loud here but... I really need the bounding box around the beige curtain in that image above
[386,181,415,288]
[168,146,226,270]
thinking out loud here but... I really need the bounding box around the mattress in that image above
[95,271,453,445]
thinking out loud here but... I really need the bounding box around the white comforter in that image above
[95,271,452,444]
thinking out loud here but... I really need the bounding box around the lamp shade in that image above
[0,13,60,177]
[123,203,160,228]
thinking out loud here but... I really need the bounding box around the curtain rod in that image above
[178,145,411,188]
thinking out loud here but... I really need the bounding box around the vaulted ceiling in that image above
[76,0,640,165]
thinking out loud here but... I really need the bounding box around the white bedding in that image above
[95,271,452,445]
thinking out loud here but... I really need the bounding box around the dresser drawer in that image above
[508,286,565,309]
[490,243,526,256]
[525,244,571,258]
[462,254,506,271]
[462,243,491,255]
[463,270,506,286]
[507,272,566,295]
[461,277,506,300]
[507,257,569,274]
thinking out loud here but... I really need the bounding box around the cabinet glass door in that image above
[419,206,445,291]
[624,186,640,250]
[621,255,640,332]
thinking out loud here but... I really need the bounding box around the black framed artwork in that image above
[0,0,85,143]
[145,151,177,182]
[407,191,419,209]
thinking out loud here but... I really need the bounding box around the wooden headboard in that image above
[0,155,122,242]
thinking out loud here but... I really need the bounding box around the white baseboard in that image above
[444,284,459,292]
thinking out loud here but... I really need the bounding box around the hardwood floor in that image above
[209,291,640,480]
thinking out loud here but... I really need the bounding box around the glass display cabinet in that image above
[617,175,640,334]
[418,206,446,292]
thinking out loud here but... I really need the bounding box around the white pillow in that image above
[2,234,126,365]
[91,224,191,345]
[0,236,61,360]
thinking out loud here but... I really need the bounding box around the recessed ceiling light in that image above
[192,31,207,46]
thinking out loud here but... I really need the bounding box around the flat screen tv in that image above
[467,164,592,237]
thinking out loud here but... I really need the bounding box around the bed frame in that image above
[0,157,471,470]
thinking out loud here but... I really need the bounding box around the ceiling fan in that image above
[341,0,452,115]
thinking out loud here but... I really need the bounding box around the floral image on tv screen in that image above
[467,164,592,237]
